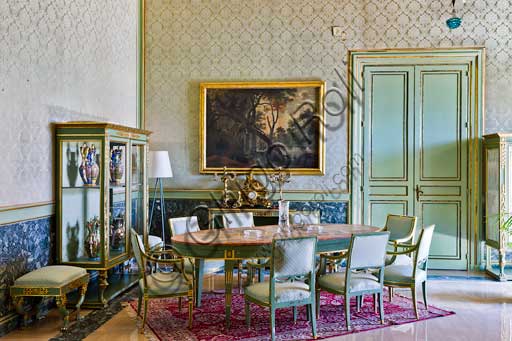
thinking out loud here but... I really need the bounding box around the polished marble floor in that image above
[3,272,512,340]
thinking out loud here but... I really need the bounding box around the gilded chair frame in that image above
[245,236,318,341]
[130,229,194,331]
[316,231,390,330]
[384,225,435,319]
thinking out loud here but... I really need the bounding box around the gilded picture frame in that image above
[199,81,326,175]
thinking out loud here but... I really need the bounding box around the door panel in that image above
[363,66,415,227]
[419,72,461,180]
[420,201,461,259]
[415,65,468,269]
[362,64,469,270]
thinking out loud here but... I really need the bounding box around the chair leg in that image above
[379,292,385,324]
[356,295,361,312]
[245,301,251,328]
[188,292,193,329]
[388,287,393,302]
[315,290,320,318]
[293,306,298,324]
[270,308,276,341]
[178,297,182,313]
[373,293,378,314]
[411,286,419,320]
[306,304,311,321]
[238,262,243,294]
[422,281,428,310]
[344,294,351,331]
[309,303,317,339]
[141,297,149,333]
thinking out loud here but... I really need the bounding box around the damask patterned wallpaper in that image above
[0,1,138,206]
[145,0,511,191]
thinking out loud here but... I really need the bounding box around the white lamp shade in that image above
[148,151,173,178]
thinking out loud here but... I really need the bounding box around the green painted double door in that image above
[363,64,468,269]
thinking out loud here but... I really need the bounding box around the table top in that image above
[171,224,380,246]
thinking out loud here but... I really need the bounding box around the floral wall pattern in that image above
[145,0,512,192]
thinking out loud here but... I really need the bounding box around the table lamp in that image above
[148,151,173,248]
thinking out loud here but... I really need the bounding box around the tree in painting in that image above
[205,86,321,170]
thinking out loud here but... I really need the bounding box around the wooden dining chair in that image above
[222,212,254,228]
[245,236,318,341]
[222,212,255,292]
[316,231,390,330]
[169,216,224,301]
[130,228,194,331]
[384,224,435,319]
[290,211,320,225]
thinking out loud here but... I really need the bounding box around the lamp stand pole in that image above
[149,178,166,249]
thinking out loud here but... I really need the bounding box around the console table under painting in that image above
[55,122,151,308]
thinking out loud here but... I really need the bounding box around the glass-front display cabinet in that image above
[55,122,151,307]
[484,133,512,281]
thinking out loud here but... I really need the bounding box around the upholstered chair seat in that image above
[384,254,413,266]
[318,271,381,293]
[384,264,426,284]
[140,272,191,296]
[245,281,310,304]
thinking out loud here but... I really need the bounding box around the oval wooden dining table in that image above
[171,223,380,328]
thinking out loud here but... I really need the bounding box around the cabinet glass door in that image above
[108,141,128,261]
[60,140,103,264]
[131,144,146,238]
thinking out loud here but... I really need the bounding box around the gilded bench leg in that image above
[56,295,69,331]
[76,283,88,320]
[13,296,29,328]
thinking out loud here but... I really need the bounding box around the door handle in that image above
[415,185,424,201]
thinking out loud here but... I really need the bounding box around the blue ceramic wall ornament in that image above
[446,0,462,29]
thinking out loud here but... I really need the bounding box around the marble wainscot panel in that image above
[0,217,53,335]
[149,198,348,243]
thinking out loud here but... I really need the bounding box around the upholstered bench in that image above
[10,265,89,331]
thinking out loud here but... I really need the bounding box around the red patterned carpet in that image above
[129,291,454,340]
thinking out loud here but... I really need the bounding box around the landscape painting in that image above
[200,81,325,174]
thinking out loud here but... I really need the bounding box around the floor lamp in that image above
[148,151,173,249]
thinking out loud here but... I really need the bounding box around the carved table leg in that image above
[76,283,88,320]
[99,270,109,307]
[56,295,69,331]
[12,296,29,329]
[224,260,235,329]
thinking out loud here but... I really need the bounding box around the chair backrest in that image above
[130,228,146,280]
[169,216,200,237]
[384,214,417,242]
[347,232,390,269]
[222,212,254,228]
[290,211,320,225]
[413,225,435,272]
[271,236,317,278]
